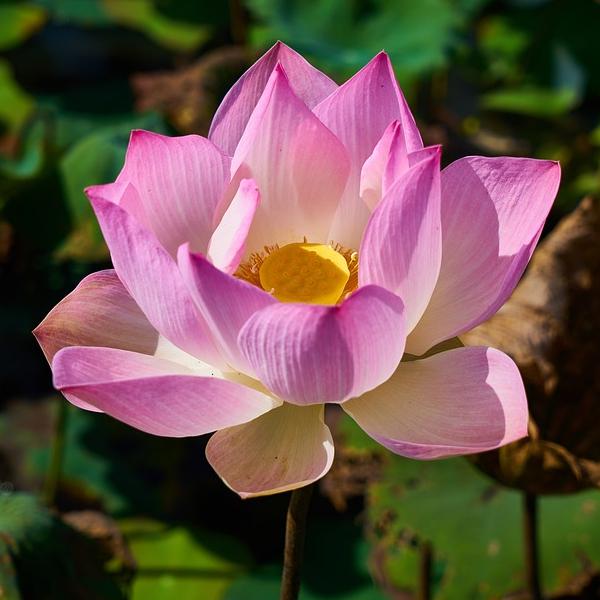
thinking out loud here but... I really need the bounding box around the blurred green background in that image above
[1,0,599,598]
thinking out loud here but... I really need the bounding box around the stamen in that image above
[330,242,359,299]
[234,244,280,288]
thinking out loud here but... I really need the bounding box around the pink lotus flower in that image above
[35,42,560,498]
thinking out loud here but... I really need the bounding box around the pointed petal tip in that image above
[372,50,394,72]
[85,182,129,204]
[547,159,562,177]
[31,324,49,361]
[32,321,50,346]
[83,183,106,200]
[129,128,148,138]
[412,145,442,171]
[254,60,292,99]
[176,241,192,261]
[381,119,403,138]
[424,144,442,159]
[238,177,260,196]
[272,60,290,80]
[127,128,165,146]
[362,50,391,72]
[272,39,292,53]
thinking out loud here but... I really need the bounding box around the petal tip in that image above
[272,39,293,55]
[271,61,290,83]
[176,241,193,262]
[238,177,260,197]
[83,183,107,201]
[373,50,391,63]
[31,323,50,361]
[128,128,163,146]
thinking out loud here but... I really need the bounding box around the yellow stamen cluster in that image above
[235,241,359,305]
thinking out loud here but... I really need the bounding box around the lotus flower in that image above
[34,43,561,498]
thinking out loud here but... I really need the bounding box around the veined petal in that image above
[408,145,440,167]
[178,246,277,374]
[32,270,202,414]
[34,269,157,363]
[360,120,409,211]
[88,189,225,368]
[313,52,423,248]
[359,149,442,332]
[206,403,334,498]
[209,41,337,155]
[207,178,260,274]
[231,64,350,251]
[115,130,231,257]
[407,157,561,355]
[343,346,528,459]
[53,346,279,437]
[238,285,406,405]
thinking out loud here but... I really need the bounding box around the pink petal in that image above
[84,180,148,224]
[177,246,277,374]
[209,41,337,155]
[53,346,279,437]
[238,285,405,405]
[34,269,157,363]
[88,189,225,368]
[408,145,441,167]
[360,121,410,211]
[231,64,350,251]
[360,143,438,214]
[343,346,528,459]
[359,148,441,332]
[206,403,334,498]
[207,178,259,274]
[115,130,231,257]
[313,53,423,247]
[407,157,561,355]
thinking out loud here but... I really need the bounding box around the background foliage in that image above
[0,0,599,598]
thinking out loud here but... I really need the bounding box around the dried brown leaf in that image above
[464,197,600,494]
[131,47,251,135]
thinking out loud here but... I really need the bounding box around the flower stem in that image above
[280,483,314,600]
[228,0,247,45]
[523,492,542,600]
[43,401,69,506]
[418,540,433,600]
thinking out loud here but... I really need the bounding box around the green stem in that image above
[418,540,433,600]
[43,401,69,506]
[280,483,314,600]
[523,492,542,600]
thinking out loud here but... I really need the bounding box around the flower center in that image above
[257,242,350,304]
